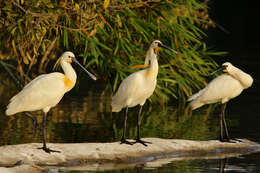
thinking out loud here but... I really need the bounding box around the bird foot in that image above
[134,139,152,147]
[219,137,242,143]
[229,138,243,143]
[120,139,134,145]
[38,146,61,153]
[233,138,243,142]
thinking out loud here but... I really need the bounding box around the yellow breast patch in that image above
[144,69,157,78]
[63,76,75,91]
[154,47,160,54]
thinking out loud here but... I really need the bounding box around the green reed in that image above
[0,0,226,103]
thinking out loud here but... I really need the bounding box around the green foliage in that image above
[0,0,225,103]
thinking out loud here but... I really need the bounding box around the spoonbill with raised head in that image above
[111,40,177,146]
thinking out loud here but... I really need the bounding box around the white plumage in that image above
[188,62,253,142]
[6,73,67,115]
[188,62,253,110]
[111,40,177,146]
[5,51,96,153]
[111,65,157,112]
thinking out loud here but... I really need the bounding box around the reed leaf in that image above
[0,0,226,103]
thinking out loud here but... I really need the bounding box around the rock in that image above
[0,138,259,173]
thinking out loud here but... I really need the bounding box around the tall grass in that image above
[0,0,226,103]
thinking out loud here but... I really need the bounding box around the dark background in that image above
[208,0,260,64]
[208,0,260,141]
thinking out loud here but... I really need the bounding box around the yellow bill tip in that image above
[223,69,228,72]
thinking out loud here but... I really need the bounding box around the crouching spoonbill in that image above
[188,62,253,142]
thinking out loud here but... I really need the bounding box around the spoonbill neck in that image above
[146,49,159,78]
[229,66,253,89]
[61,60,77,83]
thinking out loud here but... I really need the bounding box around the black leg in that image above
[25,112,39,135]
[134,105,151,146]
[222,103,230,139]
[219,104,224,142]
[219,103,241,143]
[38,112,60,153]
[219,103,232,142]
[120,107,133,145]
[137,105,143,140]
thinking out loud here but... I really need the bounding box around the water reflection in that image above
[219,158,227,173]
[2,72,259,173]
[0,72,220,146]
[0,95,219,146]
[43,157,243,173]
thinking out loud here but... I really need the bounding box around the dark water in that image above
[0,59,260,172]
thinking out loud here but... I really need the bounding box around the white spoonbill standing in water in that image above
[188,62,253,142]
[111,40,177,146]
[6,51,97,153]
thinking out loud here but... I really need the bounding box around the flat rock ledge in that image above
[0,138,260,173]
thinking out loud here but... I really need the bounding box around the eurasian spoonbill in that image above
[6,51,96,153]
[188,62,253,142]
[111,40,177,146]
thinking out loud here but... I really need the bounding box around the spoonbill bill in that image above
[6,51,96,153]
[188,62,253,142]
[111,40,177,146]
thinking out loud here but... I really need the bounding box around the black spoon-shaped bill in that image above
[209,65,227,76]
[72,57,97,80]
[158,43,178,54]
